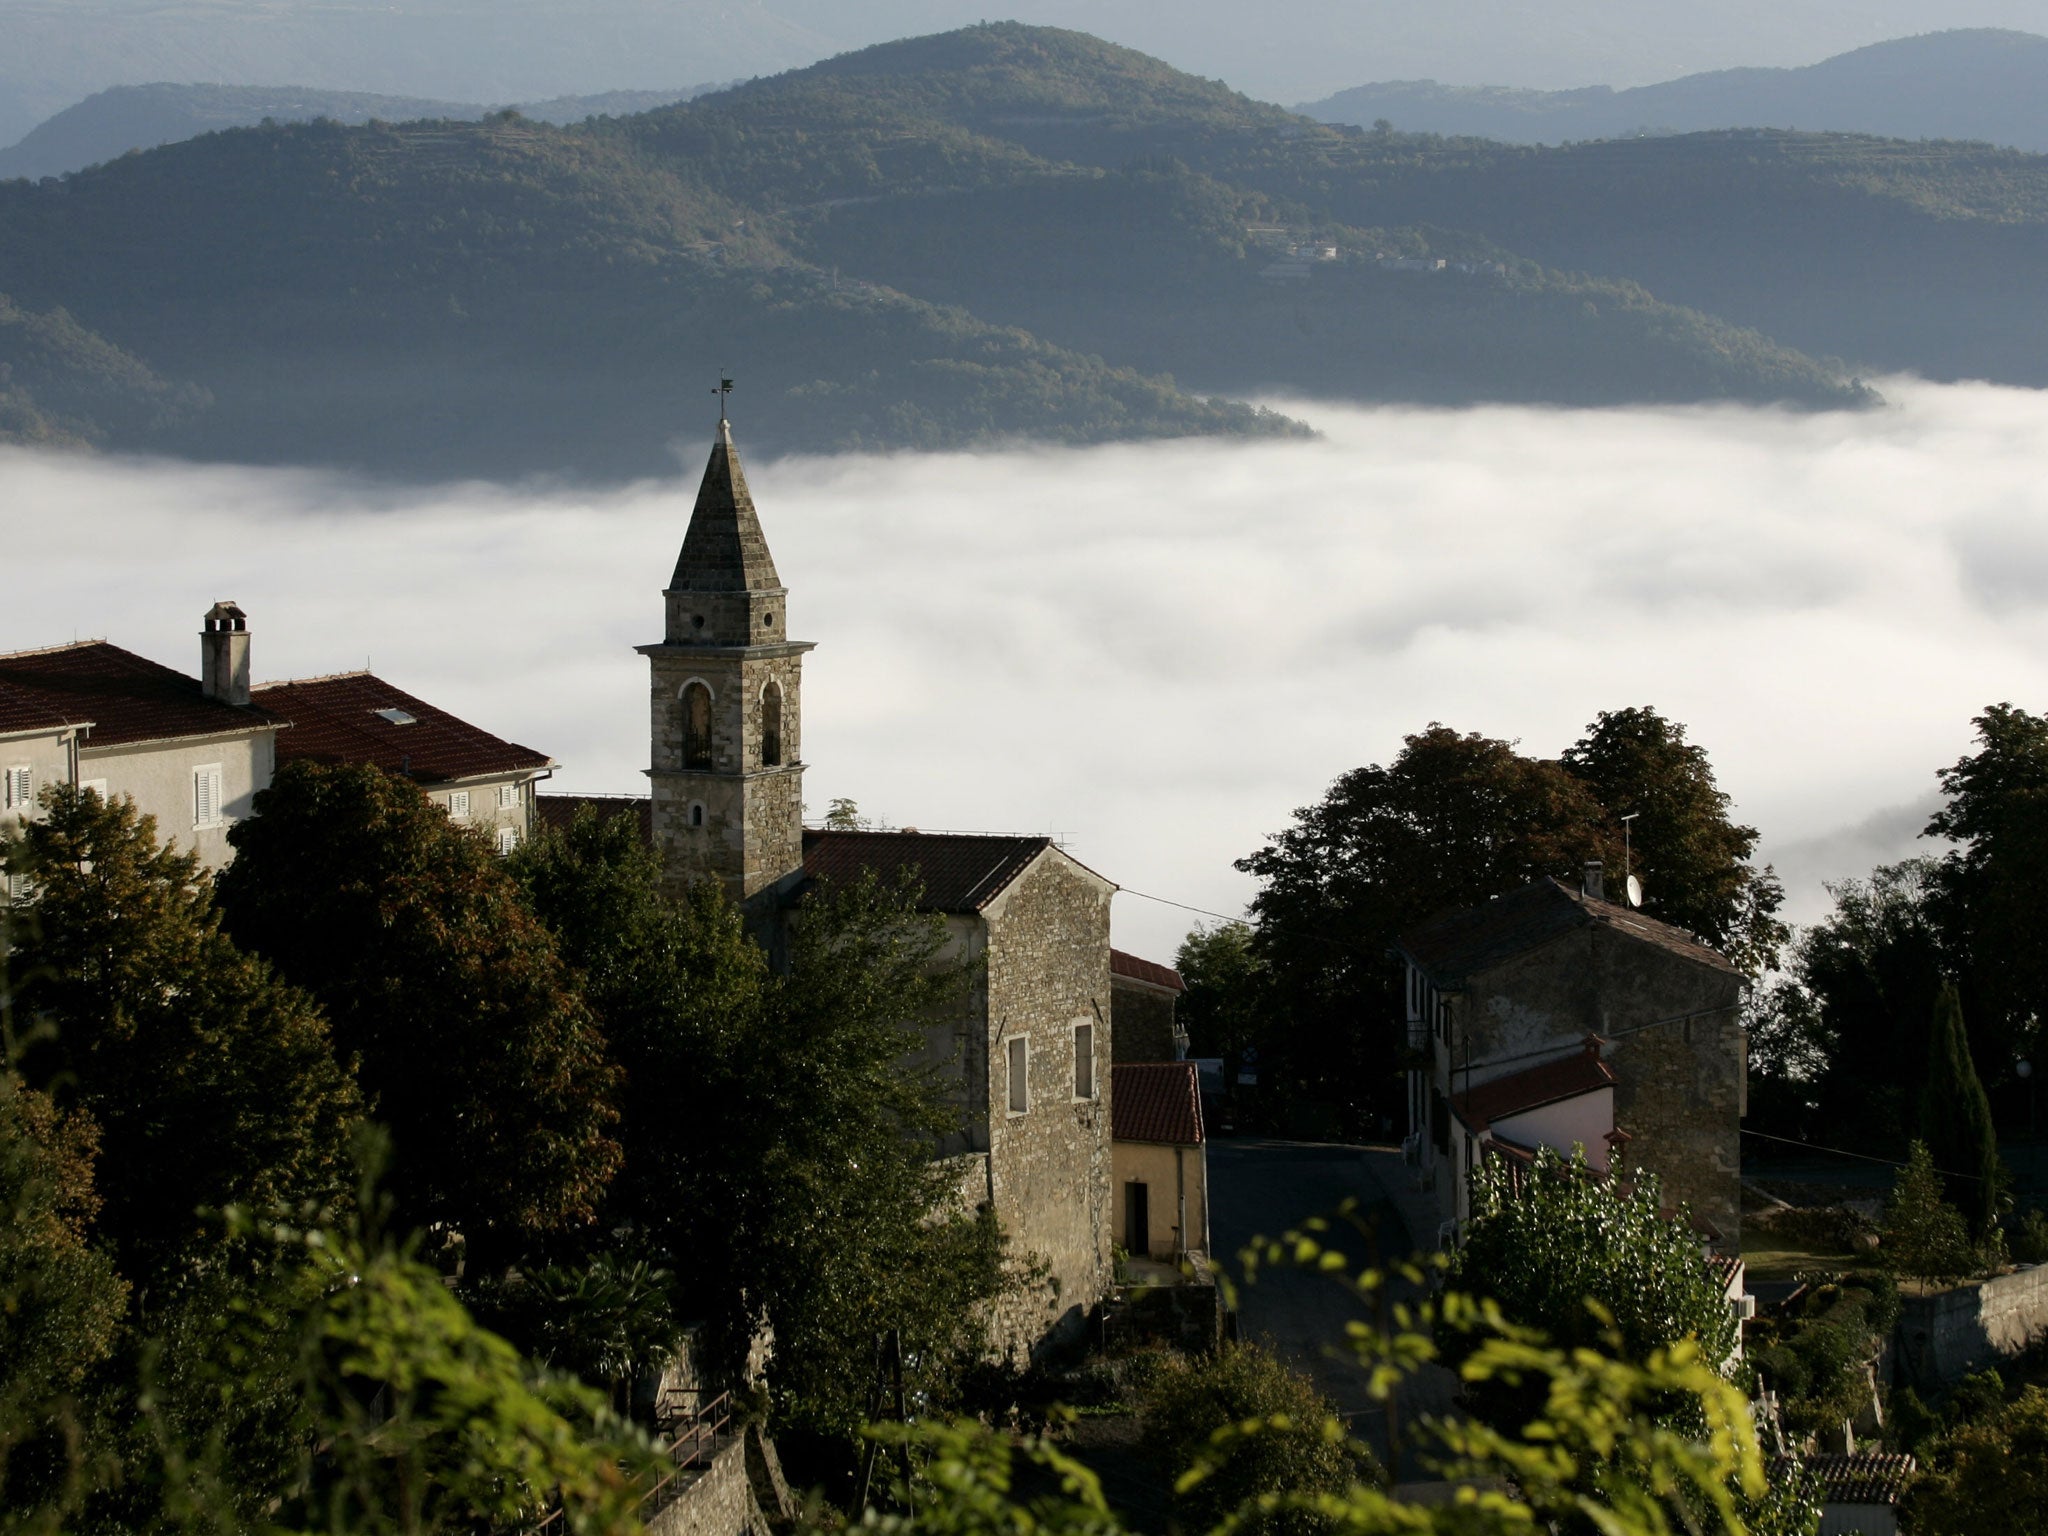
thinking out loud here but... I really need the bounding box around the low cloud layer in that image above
[5,377,2046,962]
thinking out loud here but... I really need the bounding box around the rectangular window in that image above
[192,764,223,829]
[1007,1036,1030,1115]
[496,826,517,855]
[497,783,518,810]
[5,766,30,811]
[1073,1022,1095,1100]
[79,779,107,800]
[447,790,471,820]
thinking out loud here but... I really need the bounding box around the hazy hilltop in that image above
[0,82,730,182]
[0,23,1900,475]
[1299,29,2048,152]
[3,0,2043,147]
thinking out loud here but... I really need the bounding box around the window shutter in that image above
[4,767,29,810]
[498,783,517,810]
[497,826,517,855]
[1007,1036,1030,1114]
[193,766,222,827]
[448,790,470,819]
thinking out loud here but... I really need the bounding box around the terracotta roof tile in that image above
[1770,1453,1916,1506]
[1112,1062,1204,1145]
[254,672,551,784]
[536,793,654,845]
[800,829,1052,913]
[1451,1044,1615,1133]
[1111,948,1185,993]
[0,640,280,746]
[1400,877,1739,981]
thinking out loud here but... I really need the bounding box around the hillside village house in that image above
[1398,862,1748,1250]
[0,601,555,871]
[1111,1060,1209,1262]
[1109,948,1187,1063]
[541,414,1127,1357]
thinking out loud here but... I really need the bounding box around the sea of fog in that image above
[6,377,2047,962]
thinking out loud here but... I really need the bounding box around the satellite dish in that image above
[1626,874,1643,908]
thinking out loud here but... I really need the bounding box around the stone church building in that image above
[555,417,1117,1356]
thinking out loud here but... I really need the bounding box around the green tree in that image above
[216,762,622,1256]
[1141,1342,1373,1536]
[1561,706,1786,976]
[1745,859,1947,1146]
[1174,922,1265,1111]
[1921,984,2000,1234]
[1904,1385,2048,1535]
[0,1070,128,1532]
[1882,1140,1981,1285]
[1451,1146,1737,1433]
[6,785,361,1281]
[512,810,1011,1451]
[1236,723,1609,1127]
[1926,703,2048,1079]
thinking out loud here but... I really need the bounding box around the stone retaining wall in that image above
[1896,1264,2048,1389]
[644,1436,770,1536]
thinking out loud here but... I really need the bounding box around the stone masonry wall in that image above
[1897,1264,2048,1390]
[1110,976,1179,1063]
[643,1435,768,1536]
[1447,926,1745,1246]
[984,851,1115,1359]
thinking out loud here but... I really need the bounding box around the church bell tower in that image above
[640,412,813,903]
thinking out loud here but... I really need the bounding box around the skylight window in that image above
[373,708,418,726]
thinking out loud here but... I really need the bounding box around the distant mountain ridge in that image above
[0,81,730,181]
[1297,30,2048,152]
[38,22,2048,476]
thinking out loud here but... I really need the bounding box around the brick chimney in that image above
[1583,859,1605,901]
[200,601,250,706]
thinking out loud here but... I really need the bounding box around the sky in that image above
[5,0,2047,144]
[4,376,2047,962]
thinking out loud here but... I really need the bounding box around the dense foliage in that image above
[6,785,362,1282]
[1920,984,2001,1234]
[1234,708,1773,1129]
[217,762,622,1255]
[1452,1147,1738,1424]
[1745,1275,1898,1438]
[1141,1342,1373,1536]
[1903,1384,2048,1534]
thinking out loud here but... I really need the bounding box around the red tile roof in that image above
[0,640,280,746]
[253,672,551,784]
[801,830,1054,913]
[1770,1453,1916,1506]
[1111,948,1185,993]
[1112,1062,1204,1145]
[536,793,654,845]
[1451,1044,1616,1134]
[1400,877,1739,981]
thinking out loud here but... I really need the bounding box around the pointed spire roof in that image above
[668,420,781,593]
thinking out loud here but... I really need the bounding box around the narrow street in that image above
[1206,1139,1458,1480]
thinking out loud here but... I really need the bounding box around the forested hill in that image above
[1297,30,2048,153]
[38,22,2048,474]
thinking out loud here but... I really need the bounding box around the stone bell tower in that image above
[639,415,813,903]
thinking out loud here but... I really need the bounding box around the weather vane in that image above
[713,376,734,422]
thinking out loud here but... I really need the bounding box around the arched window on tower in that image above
[761,681,784,767]
[682,682,713,768]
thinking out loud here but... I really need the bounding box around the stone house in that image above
[548,414,1120,1359]
[1,610,285,871]
[1398,864,1747,1248]
[0,603,555,883]
[1109,947,1186,1063]
[254,671,554,850]
[1110,1061,1209,1261]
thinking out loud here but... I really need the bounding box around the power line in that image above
[1741,1126,1989,1183]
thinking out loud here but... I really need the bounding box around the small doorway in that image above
[1124,1180,1150,1257]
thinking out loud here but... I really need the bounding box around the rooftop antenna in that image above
[1619,812,1642,907]
[713,376,733,422]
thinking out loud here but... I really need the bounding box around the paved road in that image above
[1206,1138,1456,1479]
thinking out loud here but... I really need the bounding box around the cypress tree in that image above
[1920,982,2001,1235]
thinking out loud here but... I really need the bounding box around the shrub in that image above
[1141,1342,1375,1536]
[2012,1207,2048,1265]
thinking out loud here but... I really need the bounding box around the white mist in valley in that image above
[6,376,2047,961]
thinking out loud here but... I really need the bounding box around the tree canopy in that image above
[6,785,362,1282]
[216,762,620,1254]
